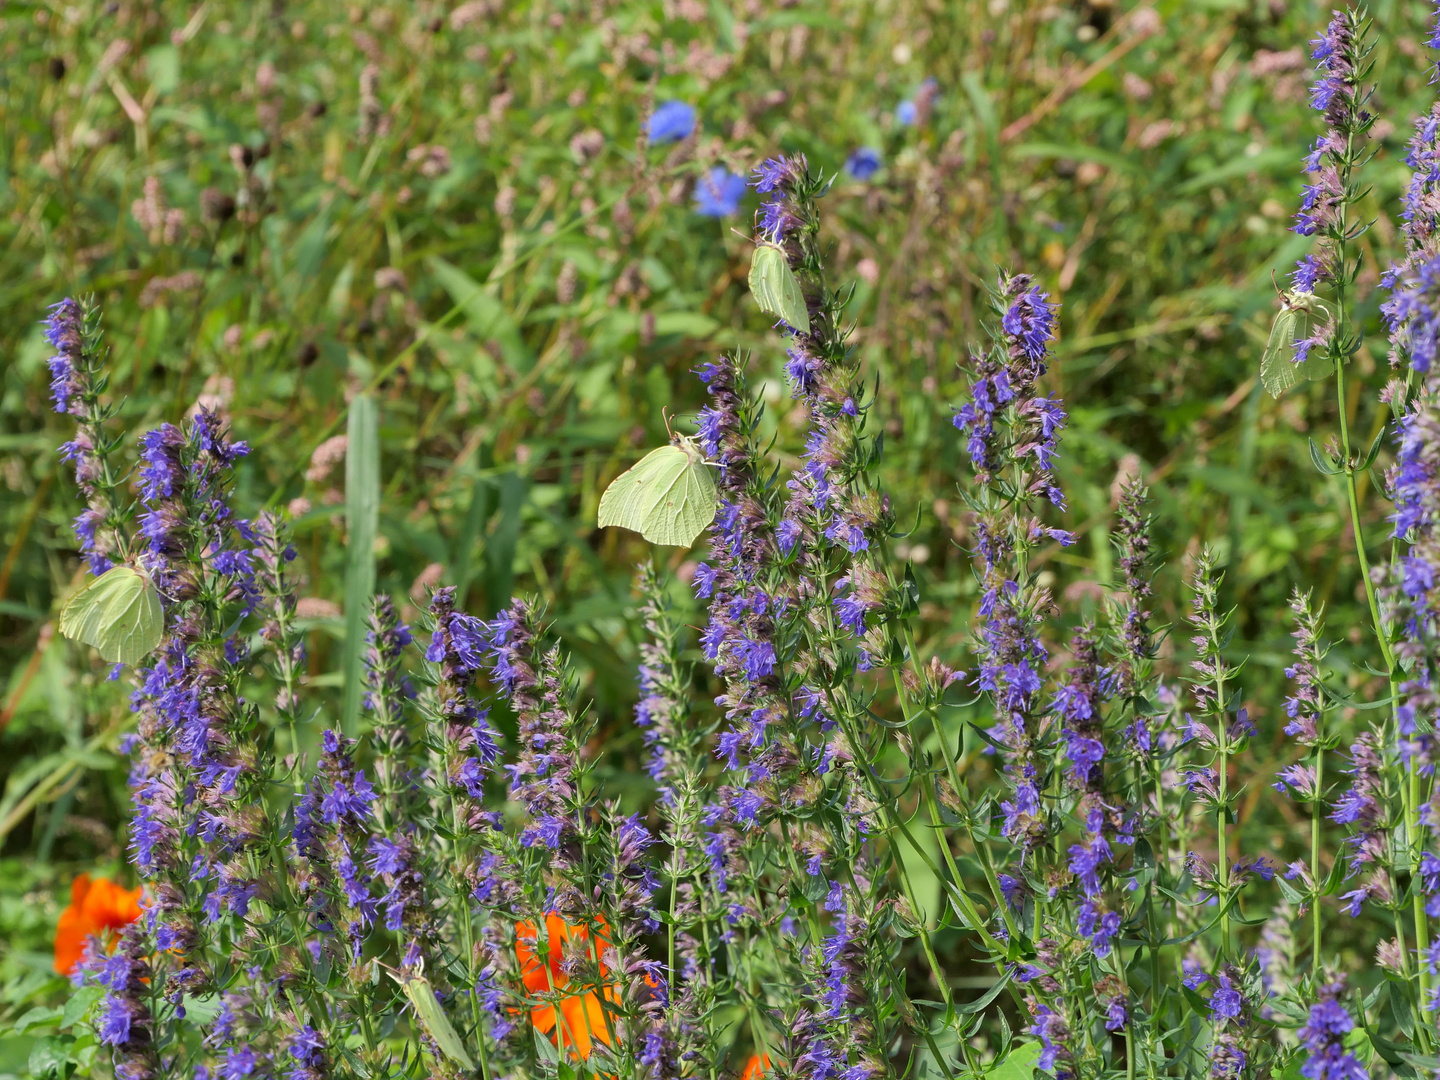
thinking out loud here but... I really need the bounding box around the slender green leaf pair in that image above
[391,969,475,1069]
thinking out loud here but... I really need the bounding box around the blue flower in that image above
[1297,980,1366,1080]
[45,298,84,415]
[694,166,747,217]
[647,100,696,143]
[1209,976,1243,1021]
[896,100,918,126]
[844,147,882,180]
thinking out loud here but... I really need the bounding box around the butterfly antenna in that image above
[662,405,676,442]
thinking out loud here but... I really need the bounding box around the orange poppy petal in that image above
[531,1003,557,1034]
[53,876,143,975]
[53,915,90,975]
[70,873,93,909]
[558,991,612,1060]
[84,878,143,933]
[742,1054,773,1080]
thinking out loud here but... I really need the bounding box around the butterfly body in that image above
[597,438,718,547]
[58,565,163,666]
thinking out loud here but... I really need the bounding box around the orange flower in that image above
[742,1053,773,1080]
[515,915,617,1060]
[54,874,144,975]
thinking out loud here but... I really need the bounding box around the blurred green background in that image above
[1,0,1433,1070]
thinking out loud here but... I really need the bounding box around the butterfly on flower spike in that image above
[597,432,718,548]
[1260,288,1334,398]
[58,564,164,666]
[748,240,810,334]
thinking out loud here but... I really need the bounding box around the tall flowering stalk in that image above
[1376,2,1440,1051]
[50,297,131,575]
[1274,590,1334,980]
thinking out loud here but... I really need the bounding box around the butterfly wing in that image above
[774,255,810,334]
[59,572,110,647]
[1260,308,1303,398]
[599,446,688,535]
[987,1040,1042,1080]
[101,575,164,666]
[749,244,810,334]
[749,244,783,319]
[60,567,164,666]
[60,569,131,650]
[1262,295,1337,398]
[639,443,718,547]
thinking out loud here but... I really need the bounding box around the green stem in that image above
[1311,744,1324,979]
[891,640,1019,942]
[1329,123,1432,1043]
[1209,621,1231,961]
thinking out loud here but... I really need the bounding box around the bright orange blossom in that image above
[514,916,767,1070]
[516,914,617,1060]
[54,873,144,975]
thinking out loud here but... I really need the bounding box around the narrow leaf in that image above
[342,394,380,736]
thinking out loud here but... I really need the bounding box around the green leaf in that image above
[1175,147,1295,194]
[534,1023,561,1063]
[393,971,475,1070]
[429,256,532,372]
[341,394,380,736]
[1011,142,1142,176]
[28,1035,74,1079]
[61,986,104,1029]
[651,312,719,339]
[1360,425,1386,470]
[15,1005,64,1034]
[955,970,1012,1015]
[987,1040,1041,1079]
[1309,437,1342,475]
[454,462,495,602]
[1343,1025,1374,1065]
[144,44,180,96]
[485,470,527,615]
[1275,874,1306,905]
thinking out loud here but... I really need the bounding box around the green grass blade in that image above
[485,471,526,615]
[454,442,496,609]
[341,394,380,736]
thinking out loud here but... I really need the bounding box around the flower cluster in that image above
[1287,9,1373,365]
[50,298,128,574]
